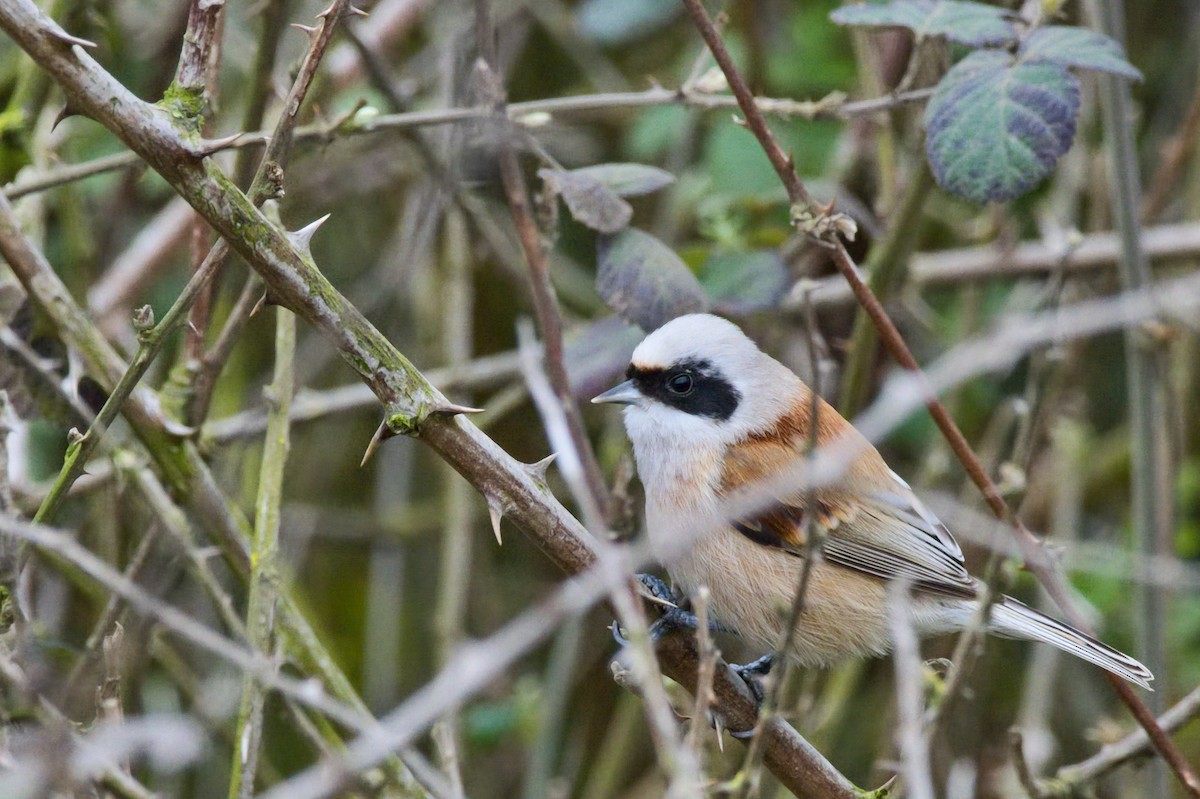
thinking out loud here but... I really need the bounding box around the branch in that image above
[676,0,1197,793]
[0,3,858,794]
[1055,685,1200,789]
[229,307,294,799]
[3,86,934,202]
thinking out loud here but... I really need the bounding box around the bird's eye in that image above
[666,372,694,395]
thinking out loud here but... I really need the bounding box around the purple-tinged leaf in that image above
[539,168,632,234]
[924,50,1079,204]
[596,228,708,330]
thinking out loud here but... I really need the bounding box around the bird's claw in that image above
[612,573,730,646]
[636,573,677,606]
[731,654,774,707]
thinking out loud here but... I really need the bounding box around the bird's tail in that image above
[988,597,1153,690]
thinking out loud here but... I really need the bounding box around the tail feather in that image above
[988,597,1153,690]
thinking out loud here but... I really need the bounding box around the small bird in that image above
[593,313,1152,690]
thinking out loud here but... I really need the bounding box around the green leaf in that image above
[539,168,632,234]
[577,0,679,45]
[1019,26,1142,81]
[596,229,708,330]
[830,0,1016,48]
[568,163,676,197]
[700,251,789,314]
[924,49,1080,204]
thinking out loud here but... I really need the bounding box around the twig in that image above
[1088,1,1184,795]
[204,349,522,442]
[59,521,162,702]
[804,220,1200,306]
[432,206,473,798]
[735,287,826,796]
[0,514,365,732]
[888,582,935,799]
[87,197,194,334]
[486,59,611,520]
[838,164,934,416]
[677,0,1196,789]
[1142,75,1200,222]
[188,273,262,424]
[30,241,223,525]
[1011,730,1047,799]
[0,642,156,799]
[516,319,700,793]
[683,588,718,760]
[2,86,935,202]
[228,306,294,799]
[177,0,354,427]
[1055,685,1200,788]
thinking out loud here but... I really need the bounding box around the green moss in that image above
[157,80,206,136]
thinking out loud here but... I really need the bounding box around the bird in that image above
[592,313,1152,692]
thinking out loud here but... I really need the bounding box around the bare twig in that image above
[486,61,611,520]
[204,349,522,441]
[88,197,194,334]
[516,319,701,794]
[1055,685,1200,788]
[889,582,935,799]
[0,514,365,731]
[1087,2,1184,795]
[803,220,1200,306]
[735,287,826,796]
[677,0,1195,789]
[1142,76,1200,221]
[3,86,935,202]
[0,642,156,799]
[228,307,294,799]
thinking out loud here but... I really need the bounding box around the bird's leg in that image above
[610,574,728,647]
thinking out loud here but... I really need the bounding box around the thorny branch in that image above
[0,1,841,796]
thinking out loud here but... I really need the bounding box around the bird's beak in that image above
[591,379,642,406]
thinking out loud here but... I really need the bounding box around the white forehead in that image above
[631,314,761,369]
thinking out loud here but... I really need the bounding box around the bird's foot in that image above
[611,574,727,647]
[733,653,774,703]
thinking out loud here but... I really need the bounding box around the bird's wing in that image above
[723,426,977,599]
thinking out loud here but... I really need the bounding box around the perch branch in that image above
[0,2,843,796]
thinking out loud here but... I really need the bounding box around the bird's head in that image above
[592,314,801,449]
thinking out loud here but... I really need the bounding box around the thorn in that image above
[316,1,338,18]
[52,103,80,131]
[433,402,484,416]
[487,495,504,545]
[195,131,244,157]
[291,22,317,35]
[714,715,726,752]
[288,213,331,254]
[523,453,556,483]
[249,292,269,318]
[187,320,200,336]
[50,29,97,48]
[360,420,395,467]
[348,5,369,16]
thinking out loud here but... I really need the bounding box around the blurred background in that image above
[1,0,1199,797]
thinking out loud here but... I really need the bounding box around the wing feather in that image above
[721,406,976,599]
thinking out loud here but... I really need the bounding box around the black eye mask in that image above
[626,357,741,421]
